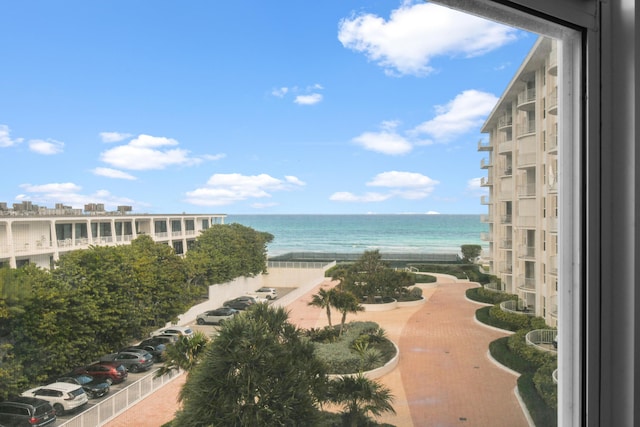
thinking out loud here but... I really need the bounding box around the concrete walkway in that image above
[105,276,528,426]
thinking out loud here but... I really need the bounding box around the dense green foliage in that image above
[328,373,396,427]
[465,286,517,305]
[460,244,482,263]
[309,322,396,375]
[174,304,328,426]
[155,332,210,377]
[0,224,270,397]
[410,263,493,284]
[330,250,415,303]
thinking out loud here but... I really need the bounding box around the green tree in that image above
[185,223,273,287]
[461,244,482,263]
[332,290,364,336]
[174,304,327,426]
[155,332,209,377]
[328,373,396,427]
[308,287,336,327]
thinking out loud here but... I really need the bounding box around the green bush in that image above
[507,330,557,367]
[475,306,517,331]
[518,373,558,427]
[534,361,558,410]
[466,287,517,304]
[413,274,437,283]
[489,305,532,331]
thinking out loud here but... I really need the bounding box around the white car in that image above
[196,307,239,325]
[151,326,194,339]
[247,287,278,300]
[21,382,88,414]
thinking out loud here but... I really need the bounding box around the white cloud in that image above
[412,90,498,141]
[271,87,289,98]
[352,130,413,155]
[331,171,439,203]
[28,139,64,155]
[17,182,136,210]
[92,167,137,180]
[329,192,391,202]
[294,93,323,105]
[99,134,204,170]
[185,173,306,206]
[0,124,24,148]
[100,131,132,143]
[338,2,518,76]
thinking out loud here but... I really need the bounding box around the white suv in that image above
[22,382,88,414]
[151,325,194,339]
[248,287,278,300]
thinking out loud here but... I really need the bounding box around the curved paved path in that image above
[106,276,529,426]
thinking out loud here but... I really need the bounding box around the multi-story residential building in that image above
[0,201,226,270]
[479,37,558,327]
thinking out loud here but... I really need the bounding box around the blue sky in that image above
[0,1,536,215]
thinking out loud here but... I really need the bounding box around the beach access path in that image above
[105,275,529,427]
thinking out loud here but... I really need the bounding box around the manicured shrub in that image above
[507,330,557,367]
[534,361,558,410]
[466,286,517,304]
[489,305,532,331]
[413,274,437,283]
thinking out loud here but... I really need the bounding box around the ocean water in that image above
[225,214,488,257]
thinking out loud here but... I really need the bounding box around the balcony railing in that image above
[501,214,512,224]
[480,232,492,242]
[548,133,558,152]
[553,369,559,384]
[547,87,558,115]
[519,245,536,259]
[548,216,558,232]
[517,87,537,109]
[499,263,513,274]
[497,115,513,129]
[478,140,492,151]
[480,176,493,186]
[549,255,558,275]
[480,195,490,205]
[525,329,558,353]
[480,214,494,223]
[517,119,536,136]
[502,166,513,176]
[518,183,537,197]
[484,282,504,293]
[549,294,558,318]
[517,215,537,228]
[498,139,513,152]
[518,276,537,291]
[480,158,492,169]
[500,239,513,249]
[517,151,537,167]
[500,299,535,316]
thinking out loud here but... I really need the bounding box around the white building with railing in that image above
[0,202,226,269]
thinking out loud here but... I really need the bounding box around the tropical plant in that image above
[328,373,396,427]
[155,332,209,377]
[174,305,328,426]
[332,290,364,336]
[309,287,336,327]
[461,244,482,263]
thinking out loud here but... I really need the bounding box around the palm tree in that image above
[328,373,396,427]
[154,331,209,377]
[308,287,336,327]
[332,290,364,336]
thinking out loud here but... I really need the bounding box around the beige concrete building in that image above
[0,201,226,270]
[479,37,558,327]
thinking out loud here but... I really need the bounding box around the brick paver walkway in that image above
[105,276,528,427]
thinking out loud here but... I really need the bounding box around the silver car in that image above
[196,307,239,325]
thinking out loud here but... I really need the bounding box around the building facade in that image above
[0,202,226,270]
[479,37,558,327]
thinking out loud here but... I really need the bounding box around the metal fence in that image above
[58,368,183,427]
[267,260,331,269]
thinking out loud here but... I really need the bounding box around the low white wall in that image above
[173,262,335,326]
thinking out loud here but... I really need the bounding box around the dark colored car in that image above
[223,296,257,310]
[196,307,238,324]
[140,335,177,347]
[76,362,128,384]
[121,344,166,363]
[100,349,154,373]
[58,373,111,399]
[0,396,56,427]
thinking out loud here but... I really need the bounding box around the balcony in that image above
[500,299,535,316]
[478,140,492,151]
[484,282,504,293]
[548,180,558,193]
[499,263,513,274]
[549,294,558,318]
[498,139,513,153]
[480,195,490,205]
[501,214,512,224]
[517,215,537,228]
[517,87,536,110]
[480,176,493,187]
[497,115,513,129]
[517,151,537,167]
[553,369,559,384]
[548,255,558,275]
[518,275,537,292]
[547,132,558,153]
[480,232,492,242]
[547,86,558,115]
[517,183,537,197]
[480,214,494,223]
[500,239,513,249]
[547,216,558,233]
[480,158,492,169]
[525,329,558,353]
[548,46,558,76]
[519,245,536,259]
[517,119,536,136]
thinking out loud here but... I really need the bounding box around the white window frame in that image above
[433,1,637,426]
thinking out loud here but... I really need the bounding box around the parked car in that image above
[0,396,56,427]
[140,335,177,347]
[100,349,154,373]
[21,382,88,415]
[57,373,111,399]
[223,296,257,310]
[76,362,128,384]
[121,344,166,363]
[248,287,278,300]
[151,326,194,339]
[196,307,238,325]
